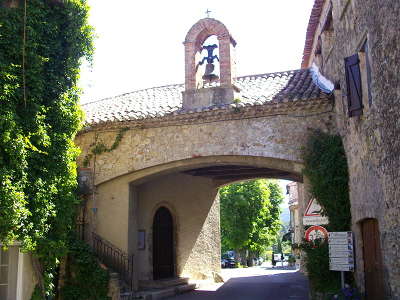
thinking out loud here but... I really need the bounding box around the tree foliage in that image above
[0,0,94,297]
[220,179,283,256]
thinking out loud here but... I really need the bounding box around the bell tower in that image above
[182,18,238,109]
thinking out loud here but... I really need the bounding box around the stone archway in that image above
[75,14,335,294]
[120,155,308,283]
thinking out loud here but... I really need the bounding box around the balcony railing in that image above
[92,232,134,290]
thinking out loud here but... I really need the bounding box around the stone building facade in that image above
[287,182,303,267]
[287,182,302,246]
[302,0,400,298]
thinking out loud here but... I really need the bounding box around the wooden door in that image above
[362,219,384,299]
[153,207,174,280]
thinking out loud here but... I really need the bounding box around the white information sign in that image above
[329,231,354,272]
[302,198,329,226]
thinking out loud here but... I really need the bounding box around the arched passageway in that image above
[80,155,309,288]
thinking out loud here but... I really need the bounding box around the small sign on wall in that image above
[138,230,145,250]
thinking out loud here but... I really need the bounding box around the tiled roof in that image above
[301,0,325,68]
[83,68,331,126]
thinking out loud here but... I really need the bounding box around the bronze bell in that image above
[199,44,220,83]
[202,63,219,82]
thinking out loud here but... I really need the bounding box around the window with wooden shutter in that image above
[345,54,363,117]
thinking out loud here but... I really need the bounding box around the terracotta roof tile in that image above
[83,68,331,125]
[301,0,325,68]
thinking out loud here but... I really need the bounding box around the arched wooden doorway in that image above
[153,207,175,280]
[361,218,384,299]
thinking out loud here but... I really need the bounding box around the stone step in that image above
[176,283,197,294]
[136,283,196,300]
[139,277,189,290]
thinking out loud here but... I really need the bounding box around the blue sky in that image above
[80,0,315,103]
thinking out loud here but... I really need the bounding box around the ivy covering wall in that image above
[300,130,352,295]
[0,0,108,298]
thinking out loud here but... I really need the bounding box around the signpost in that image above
[329,232,354,288]
[305,225,328,242]
[303,198,329,226]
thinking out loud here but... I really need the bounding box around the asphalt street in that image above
[167,264,309,300]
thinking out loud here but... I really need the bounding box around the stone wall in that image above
[306,0,400,297]
[76,104,334,288]
[135,173,220,281]
[76,108,335,186]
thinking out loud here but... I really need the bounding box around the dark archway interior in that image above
[153,207,175,280]
[183,165,302,183]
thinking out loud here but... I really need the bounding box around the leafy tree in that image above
[220,179,283,264]
[0,0,101,298]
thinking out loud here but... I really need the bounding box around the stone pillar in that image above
[218,36,232,87]
[107,272,121,300]
[184,42,197,91]
[297,181,308,274]
[128,184,139,291]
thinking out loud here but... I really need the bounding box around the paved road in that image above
[168,265,309,300]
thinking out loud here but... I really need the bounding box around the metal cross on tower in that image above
[205,9,211,18]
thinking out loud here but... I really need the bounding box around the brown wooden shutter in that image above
[345,54,363,116]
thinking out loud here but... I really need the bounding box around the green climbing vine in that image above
[0,0,105,298]
[83,127,129,167]
[299,130,352,295]
[302,130,351,232]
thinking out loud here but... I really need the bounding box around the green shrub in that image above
[61,238,110,300]
[300,240,340,293]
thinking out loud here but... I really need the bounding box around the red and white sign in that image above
[305,225,329,242]
[303,198,329,226]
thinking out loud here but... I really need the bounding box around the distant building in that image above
[286,182,302,268]
[287,182,301,246]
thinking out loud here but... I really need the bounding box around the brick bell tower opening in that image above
[182,18,239,110]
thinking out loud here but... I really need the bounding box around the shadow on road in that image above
[261,265,298,271]
[168,270,309,300]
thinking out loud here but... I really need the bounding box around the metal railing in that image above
[91,232,134,290]
[76,217,85,240]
